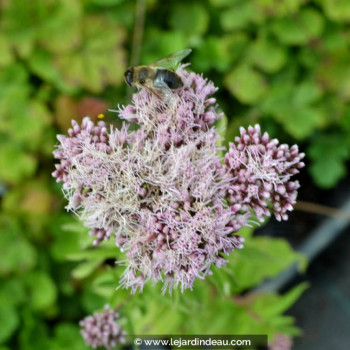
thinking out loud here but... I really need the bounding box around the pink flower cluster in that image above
[53,68,304,293]
[225,125,305,222]
[80,305,126,350]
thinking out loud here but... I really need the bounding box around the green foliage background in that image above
[0,0,348,348]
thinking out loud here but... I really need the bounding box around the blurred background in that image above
[1,0,350,349]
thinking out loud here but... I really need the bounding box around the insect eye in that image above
[124,68,133,86]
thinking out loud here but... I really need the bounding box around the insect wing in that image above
[153,78,174,101]
[151,49,192,69]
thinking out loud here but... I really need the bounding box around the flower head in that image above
[80,305,126,350]
[225,125,305,222]
[53,68,304,293]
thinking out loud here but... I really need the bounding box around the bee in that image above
[124,49,192,100]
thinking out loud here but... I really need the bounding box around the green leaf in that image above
[0,64,30,119]
[315,49,350,101]
[271,8,324,45]
[298,47,322,68]
[49,323,86,350]
[216,113,228,142]
[260,79,325,139]
[308,134,350,188]
[19,310,51,350]
[67,247,118,261]
[0,215,37,276]
[37,0,82,53]
[9,101,53,152]
[169,3,209,36]
[221,1,263,31]
[281,106,325,139]
[0,278,26,308]
[50,217,83,261]
[0,35,14,66]
[0,305,19,343]
[253,283,309,318]
[253,0,302,17]
[222,32,250,63]
[28,49,75,93]
[142,29,187,64]
[91,271,117,299]
[209,0,241,7]
[299,8,325,38]
[0,65,50,150]
[71,258,105,279]
[228,236,306,292]
[250,36,287,73]
[25,271,57,312]
[1,0,80,59]
[340,107,350,133]
[224,64,267,104]
[54,16,126,92]
[293,81,323,107]
[88,0,125,6]
[192,36,234,73]
[310,157,346,188]
[0,143,37,184]
[318,0,350,22]
[193,33,249,73]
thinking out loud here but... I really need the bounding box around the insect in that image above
[124,49,192,100]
